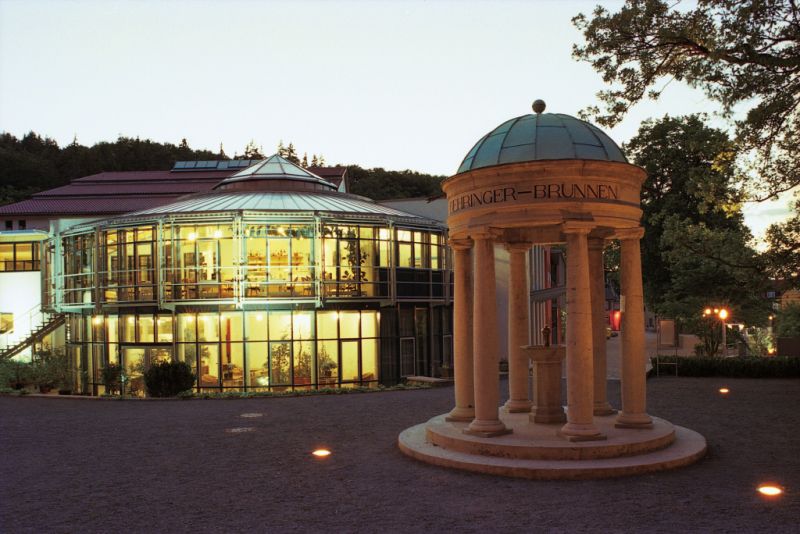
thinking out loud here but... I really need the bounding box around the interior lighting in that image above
[255,314,264,321]
[312,448,331,458]
[188,232,197,241]
[213,230,223,239]
[757,484,783,497]
[92,316,103,325]
[719,387,729,394]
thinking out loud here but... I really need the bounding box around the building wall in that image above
[0,271,42,358]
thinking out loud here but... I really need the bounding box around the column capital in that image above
[449,238,473,251]
[504,241,532,253]
[561,220,595,235]
[615,227,645,240]
[469,230,495,241]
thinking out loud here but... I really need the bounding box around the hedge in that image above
[651,356,800,378]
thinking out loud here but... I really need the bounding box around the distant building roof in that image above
[214,155,336,191]
[0,161,347,217]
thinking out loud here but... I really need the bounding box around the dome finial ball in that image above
[532,99,546,114]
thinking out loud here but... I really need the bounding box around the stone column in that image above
[589,238,615,416]
[447,239,475,422]
[616,227,653,428]
[504,242,532,413]
[465,233,510,437]
[561,223,604,441]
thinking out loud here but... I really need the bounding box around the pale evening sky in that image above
[0,0,792,240]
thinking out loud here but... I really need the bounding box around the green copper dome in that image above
[457,112,627,174]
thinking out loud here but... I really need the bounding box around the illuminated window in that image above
[0,313,12,334]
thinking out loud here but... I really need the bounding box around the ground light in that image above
[757,484,784,497]
[312,448,331,458]
[719,387,730,395]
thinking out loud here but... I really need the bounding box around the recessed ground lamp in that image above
[718,387,730,395]
[312,448,331,458]
[757,484,784,497]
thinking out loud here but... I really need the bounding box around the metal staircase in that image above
[0,305,65,360]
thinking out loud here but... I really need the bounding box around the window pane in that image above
[293,341,314,385]
[122,315,136,343]
[293,311,313,340]
[341,341,359,381]
[398,244,412,267]
[1,244,13,271]
[317,311,338,339]
[138,315,155,343]
[198,314,219,342]
[340,311,360,338]
[270,342,291,385]
[220,312,243,342]
[245,311,267,340]
[246,342,269,387]
[222,343,243,389]
[361,311,378,338]
[317,340,338,383]
[199,344,220,387]
[178,314,196,342]
[269,311,291,340]
[157,315,173,343]
[362,339,378,381]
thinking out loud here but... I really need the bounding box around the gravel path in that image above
[1,377,798,533]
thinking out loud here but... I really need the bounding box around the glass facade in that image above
[69,309,383,395]
[51,215,452,396]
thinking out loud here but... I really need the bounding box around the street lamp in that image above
[703,307,729,356]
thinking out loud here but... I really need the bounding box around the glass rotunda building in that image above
[45,156,451,395]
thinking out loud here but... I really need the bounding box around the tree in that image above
[346,165,445,200]
[764,201,800,287]
[301,152,308,167]
[573,0,800,199]
[243,140,264,159]
[624,115,769,324]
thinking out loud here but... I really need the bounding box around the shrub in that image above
[776,303,800,338]
[0,359,33,389]
[651,355,800,378]
[144,361,195,397]
[101,364,122,395]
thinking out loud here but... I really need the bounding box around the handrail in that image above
[0,302,53,352]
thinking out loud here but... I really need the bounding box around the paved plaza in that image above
[1,377,798,533]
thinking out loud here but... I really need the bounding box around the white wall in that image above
[0,271,42,357]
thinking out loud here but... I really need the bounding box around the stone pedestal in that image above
[525,345,566,424]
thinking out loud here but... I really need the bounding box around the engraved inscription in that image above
[449,183,619,213]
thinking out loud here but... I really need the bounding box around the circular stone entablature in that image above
[443,101,646,242]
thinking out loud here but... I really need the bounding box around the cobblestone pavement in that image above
[1,377,798,533]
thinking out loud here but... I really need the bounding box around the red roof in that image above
[0,167,346,217]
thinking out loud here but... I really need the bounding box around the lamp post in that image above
[703,307,729,356]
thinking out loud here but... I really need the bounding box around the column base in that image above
[530,406,566,424]
[615,412,654,429]
[593,402,617,416]
[503,399,532,413]
[445,406,475,422]
[560,422,605,442]
[464,419,512,438]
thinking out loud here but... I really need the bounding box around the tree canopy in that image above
[0,132,443,206]
[624,114,768,324]
[573,0,800,199]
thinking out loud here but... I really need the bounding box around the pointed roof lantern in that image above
[214,154,337,192]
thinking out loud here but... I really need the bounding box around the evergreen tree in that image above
[301,152,308,167]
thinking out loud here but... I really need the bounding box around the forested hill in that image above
[0,132,444,205]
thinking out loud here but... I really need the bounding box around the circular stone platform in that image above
[398,411,707,480]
